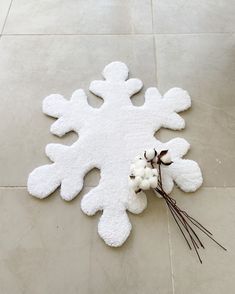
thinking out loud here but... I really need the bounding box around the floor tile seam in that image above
[0,0,14,35]
[166,207,175,294]
[1,32,234,37]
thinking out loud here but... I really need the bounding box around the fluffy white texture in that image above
[160,152,172,164]
[129,176,142,190]
[129,159,159,191]
[27,61,202,247]
[145,149,156,160]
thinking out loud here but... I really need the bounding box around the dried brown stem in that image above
[154,163,227,263]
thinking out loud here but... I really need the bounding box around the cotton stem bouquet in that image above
[129,149,226,263]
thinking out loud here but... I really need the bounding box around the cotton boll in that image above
[135,176,142,185]
[135,159,147,169]
[129,176,141,190]
[132,176,141,187]
[161,152,172,164]
[139,179,150,190]
[144,167,153,178]
[152,168,158,176]
[149,176,158,188]
[144,149,156,161]
[128,178,136,189]
[134,168,145,177]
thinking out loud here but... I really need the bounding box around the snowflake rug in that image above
[28,61,203,247]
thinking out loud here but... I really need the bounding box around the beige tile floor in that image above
[0,1,234,293]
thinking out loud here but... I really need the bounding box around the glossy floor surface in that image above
[0,1,234,293]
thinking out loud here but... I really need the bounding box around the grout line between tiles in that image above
[166,206,175,294]
[1,32,234,36]
[151,0,157,85]
[2,33,154,36]
[155,32,235,35]
[0,186,27,189]
[153,35,158,85]
[150,0,157,86]
[150,0,154,34]
[0,0,14,35]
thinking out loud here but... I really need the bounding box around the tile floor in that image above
[0,1,234,293]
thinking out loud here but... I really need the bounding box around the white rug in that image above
[28,61,202,247]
